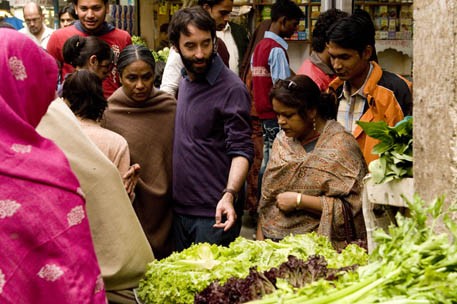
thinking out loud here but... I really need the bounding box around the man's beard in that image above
[30,25,42,35]
[180,51,215,79]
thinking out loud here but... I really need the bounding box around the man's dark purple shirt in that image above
[172,55,253,217]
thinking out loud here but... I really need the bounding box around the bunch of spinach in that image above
[357,116,413,184]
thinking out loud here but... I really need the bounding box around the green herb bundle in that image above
[357,116,413,184]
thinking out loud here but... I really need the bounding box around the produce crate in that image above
[133,289,143,304]
[362,175,414,253]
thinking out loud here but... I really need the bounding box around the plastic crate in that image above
[362,176,414,253]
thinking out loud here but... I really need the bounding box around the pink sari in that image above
[0,29,106,303]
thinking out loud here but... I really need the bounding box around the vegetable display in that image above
[137,194,456,303]
[357,116,413,184]
[137,234,368,304]
[195,255,359,304]
[250,195,457,303]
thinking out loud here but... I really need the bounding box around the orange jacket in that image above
[328,62,411,164]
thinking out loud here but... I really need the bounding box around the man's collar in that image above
[206,55,223,85]
[343,62,374,98]
[264,31,288,50]
[309,51,334,75]
[220,22,231,33]
[74,20,115,35]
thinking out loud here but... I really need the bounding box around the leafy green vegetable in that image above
[137,234,368,304]
[131,35,148,47]
[194,255,358,304]
[357,116,413,184]
[250,195,457,303]
[131,35,170,63]
[153,47,170,62]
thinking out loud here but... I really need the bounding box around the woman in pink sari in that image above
[0,29,106,303]
[257,75,367,250]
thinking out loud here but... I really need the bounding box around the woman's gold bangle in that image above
[296,193,302,209]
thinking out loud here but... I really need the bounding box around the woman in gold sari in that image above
[257,75,367,249]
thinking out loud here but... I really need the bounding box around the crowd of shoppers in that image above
[0,0,413,302]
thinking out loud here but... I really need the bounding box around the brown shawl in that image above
[103,87,176,259]
[258,120,367,249]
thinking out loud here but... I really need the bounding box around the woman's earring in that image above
[313,118,316,131]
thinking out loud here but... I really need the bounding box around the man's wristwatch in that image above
[222,188,238,201]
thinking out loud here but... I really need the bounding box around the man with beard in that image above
[160,0,232,97]
[168,6,253,251]
[47,0,131,98]
[19,3,54,48]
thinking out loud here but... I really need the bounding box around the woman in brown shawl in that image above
[257,75,367,250]
[102,45,176,259]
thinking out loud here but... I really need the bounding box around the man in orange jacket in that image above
[327,9,412,164]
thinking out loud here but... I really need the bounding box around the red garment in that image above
[47,25,131,98]
[245,117,263,214]
[217,38,230,68]
[296,59,335,92]
[251,38,288,120]
[241,19,272,83]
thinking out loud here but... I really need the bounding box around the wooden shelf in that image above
[356,1,412,5]
[256,1,321,5]
[233,2,254,5]
[254,0,320,42]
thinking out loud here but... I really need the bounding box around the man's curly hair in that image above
[312,8,348,52]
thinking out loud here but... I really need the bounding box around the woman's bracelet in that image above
[296,193,302,209]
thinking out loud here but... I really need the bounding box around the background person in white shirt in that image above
[19,2,54,49]
[160,0,233,97]
[216,21,249,76]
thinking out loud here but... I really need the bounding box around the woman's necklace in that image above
[300,129,321,146]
